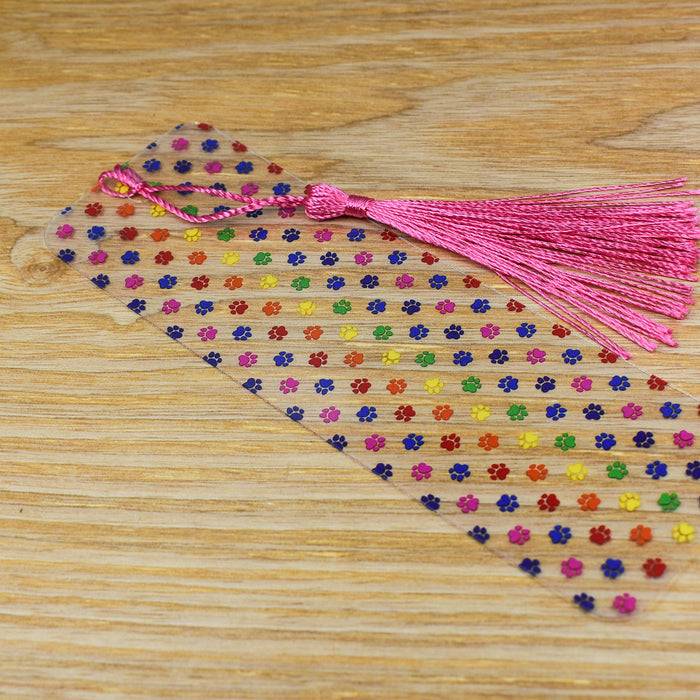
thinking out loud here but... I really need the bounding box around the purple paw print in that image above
[319,406,341,423]
[365,434,386,452]
[621,402,643,420]
[457,495,479,513]
[527,348,546,364]
[238,352,258,368]
[481,323,500,339]
[571,376,592,392]
[508,525,530,545]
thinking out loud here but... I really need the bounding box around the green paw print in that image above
[253,251,272,266]
[373,325,393,340]
[217,227,235,241]
[554,433,576,451]
[507,404,528,421]
[291,275,310,290]
[333,299,352,314]
[658,492,681,511]
[606,461,628,480]
[415,351,436,367]
[461,376,481,393]
[181,204,198,216]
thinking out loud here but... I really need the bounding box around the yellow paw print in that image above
[470,404,491,421]
[519,432,539,449]
[222,251,240,265]
[566,462,588,481]
[423,377,444,394]
[339,325,358,340]
[297,300,317,316]
[673,522,695,543]
[381,349,401,366]
[184,227,202,242]
[150,204,166,217]
[259,274,278,289]
[115,182,130,194]
[619,492,641,512]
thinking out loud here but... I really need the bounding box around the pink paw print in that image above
[279,377,299,394]
[198,326,217,341]
[395,274,414,289]
[365,434,386,452]
[354,251,372,265]
[457,495,479,513]
[319,406,340,423]
[238,352,258,367]
[314,228,333,242]
[621,402,643,420]
[125,274,144,289]
[526,348,546,364]
[435,299,455,314]
[561,557,583,578]
[480,323,500,339]
[508,525,530,545]
[241,182,258,195]
[613,593,636,615]
[88,250,107,264]
[55,224,74,238]
[571,376,592,392]
[674,430,694,448]
[411,462,433,481]
[162,299,180,314]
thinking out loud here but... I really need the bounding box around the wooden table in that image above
[2,1,700,697]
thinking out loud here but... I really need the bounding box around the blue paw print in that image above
[470,298,490,313]
[285,406,304,421]
[87,225,106,240]
[660,401,682,419]
[235,161,253,174]
[356,406,378,423]
[595,432,616,450]
[360,274,380,289]
[453,350,473,366]
[601,558,625,579]
[488,349,509,365]
[232,325,252,341]
[209,182,226,192]
[121,250,139,265]
[347,228,365,241]
[468,525,490,544]
[158,274,177,289]
[536,376,556,393]
[57,249,76,262]
[498,376,519,393]
[574,593,595,612]
[287,251,306,266]
[516,322,536,338]
[687,461,700,480]
[549,525,572,544]
[388,250,407,265]
[403,433,424,450]
[421,494,441,511]
[583,403,604,420]
[372,462,393,480]
[409,324,430,340]
[166,325,183,339]
[249,227,267,241]
[203,352,222,367]
[646,461,668,479]
[273,351,294,367]
[245,209,263,218]
[367,299,386,314]
[314,378,335,395]
[282,228,301,242]
[449,463,471,481]
[195,300,214,316]
[562,348,582,365]
[273,182,291,195]
[609,375,630,391]
[320,251,339,266]
[444,324,464,340]
[327,434,347,451]
[174,159,192,173]
[176,181,193,195]
[519,558,541,576]
[496,494,519,513]
[327,275,345,290]
[401,299,421,315]
[428,274,448,289]
[546,403,567,420]
[633,430,655,448]
[201,139,219,152]
[143,158,160,172]
[127,298,146,313]
[91,274,110,288]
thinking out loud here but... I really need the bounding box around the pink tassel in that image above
[99,167,700,359]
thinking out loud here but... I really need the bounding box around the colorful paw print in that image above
[621,402,643,419]
[565,462,587,481]
[518,431,538,449]
[619,492,641,512]
[423,377,444,394]
[382,349,401,366]
[578,493,600,511]
[478,433,499,451]
[461,376,481,393]
[571,375,592,392]
[508,525,530,544]
[457,495,479,513]
[339,325,358,340]
[488,463,510,481]
[432,405,453,421]
[449,463,470,481]
[606,461,628,480]
[526,463,547,482]
[440,433,461,451]
[506,404,528,421]
[394,405,416,422]
[554,433,576,451]
[471,404,491,421]
[672,522,695,543]
[411,462,432,481]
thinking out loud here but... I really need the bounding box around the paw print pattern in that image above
[457,495,479,513]
[535,376,556,393]
[546,403,567,421]
[488,463,510,481]
[421,494,440,511]
[449,463,471,481]
[583,403,604,420]
[589,525,612,545]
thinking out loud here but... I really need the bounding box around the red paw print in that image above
[228,300,248,315]
[462,275,481,288]
[478,433,499,451]
[381,228,397,241]
[262,301,282,316]
[488,463,510,480]
[552,323,571,338]
[421,251,439,265]
[647,374,667,390]
[267,162,282,174]
[526,463,547,482]
[432,404,453,421]
[394,405,415,422]
[308,351,328,368]
[119,226,138,240]
[537,493,560,512]
[188,251,207,265]
[642,557,666,578]
[441,433,461,451]
[224,275,243,290]
[343,351,363,368]
[85,202,103,216]
[303,325,323,340]
[386,378,407,395]
[578,493,600,511]
[232,140,247,152]
[507,299,525,312]
[589,525,611,545]
[191,275,210,290]
[268,325,288,340]
[351,378,371,394]
[154,250,174,265]
[598,349,618,364]
[197,123,213,130]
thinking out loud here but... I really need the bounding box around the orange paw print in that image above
[344,351,364,368]
[387,378,407,395]
[188,250,207,265]
[432,404,453,421]
[262,301,282,316]
[578,493,600,511]
[303,325,324,340]
[151,228,170,241]
[117,202,134,217]
[478,433,499,451]
[224,275,243,290]
[630,524,652,545]
[526,463,548,481]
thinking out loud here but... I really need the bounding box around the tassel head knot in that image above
[303,183,375,221]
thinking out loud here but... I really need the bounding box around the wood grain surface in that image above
[2,1,700,697]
